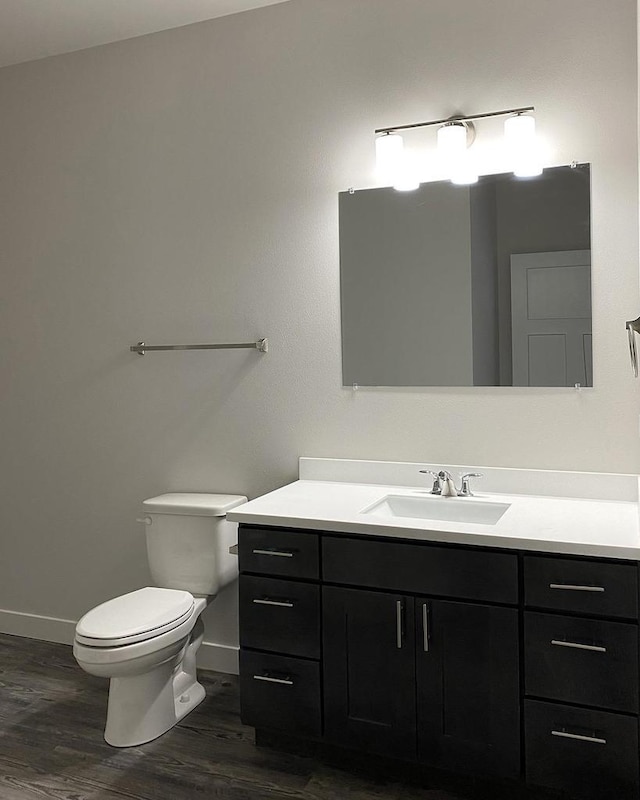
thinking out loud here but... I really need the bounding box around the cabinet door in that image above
[323,586,416,758]
[416,599,520,778]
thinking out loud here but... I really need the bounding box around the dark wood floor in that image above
[0,633,484,800]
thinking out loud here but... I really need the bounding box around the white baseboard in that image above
[0,608,239,676]
[0,608,76,645]
[197,641,239,675]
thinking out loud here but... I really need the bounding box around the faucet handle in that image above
[459,472,483,497]
[419,469,442,495]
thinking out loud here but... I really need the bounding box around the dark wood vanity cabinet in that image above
[238,525,640,800]
[238,528,323,739]
[322,586,417,758]
[322,588,520,775]
[415,599,520,777]
[522,554,640,800]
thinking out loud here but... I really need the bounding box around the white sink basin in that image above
[363,494,511,526]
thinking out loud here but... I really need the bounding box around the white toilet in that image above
[73,492,246,747]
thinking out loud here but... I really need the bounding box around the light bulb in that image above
[505,113,542,177]
[375,133,404,184]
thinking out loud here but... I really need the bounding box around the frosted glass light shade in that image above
[505,114,542,177]
[392,152,420,191]
[437,122,467,157]
[504,113,535,145]
[513,160,543,178]
[375,133,404,184]
[393,169,420,192]
[451,157,479,185]
[438,122,473,183]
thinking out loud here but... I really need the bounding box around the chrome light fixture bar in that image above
[374,105,535,135]
[374,105,539,190]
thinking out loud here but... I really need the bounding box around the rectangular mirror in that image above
[340,164,591,387]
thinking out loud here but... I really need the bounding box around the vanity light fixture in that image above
[375,105,537,190]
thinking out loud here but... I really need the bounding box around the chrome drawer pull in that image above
[422,603,430,653]
[252,598,294,608]
[396,600,404,649]
[551,730,607,745]
[549,583,605,593]
[551,639,607,653]
[253,674,293,686]
[252,549,294,558]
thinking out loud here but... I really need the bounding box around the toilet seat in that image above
[75,587,195,647]
[74,596,208,670]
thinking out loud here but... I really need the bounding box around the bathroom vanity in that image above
[228,459,640,800]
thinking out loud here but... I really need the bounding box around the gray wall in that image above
[0,0,638,654]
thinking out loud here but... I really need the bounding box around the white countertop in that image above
[228,478,640,560]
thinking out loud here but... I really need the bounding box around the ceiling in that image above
[0,0,292,68]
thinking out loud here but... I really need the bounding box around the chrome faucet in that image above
[419,468,457,496]
[419,468,483,497]
[438,470,458,497]
[419,469,442,495]
[458,472,483,497]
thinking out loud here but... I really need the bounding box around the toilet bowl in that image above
[74,587,209,746]
[73,493,246,747]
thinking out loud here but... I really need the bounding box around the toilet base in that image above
[104,618,206,747]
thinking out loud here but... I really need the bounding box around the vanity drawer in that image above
[239,650,321,738]
[239,526,319,580]
[525,612,638,713]
[239,576,320,659]
[322,536,518,604]
[524,556,638,619]
[525,699,639,800]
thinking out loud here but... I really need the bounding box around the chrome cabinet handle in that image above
[396,600,404,649]
[252,549,294,558]
[549,583,605,593]
[253,674,293,686]
[551,730,606,745]
[422,603,430,652]
[551,639,607,653]
[252,598,294,608]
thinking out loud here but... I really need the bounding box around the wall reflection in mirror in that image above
[340,164,591,387]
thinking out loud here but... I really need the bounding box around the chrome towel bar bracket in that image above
[130,338,268,356]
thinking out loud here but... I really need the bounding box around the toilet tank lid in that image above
[142,492,248,516]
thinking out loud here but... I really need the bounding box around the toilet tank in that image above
[141,493,247,595]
